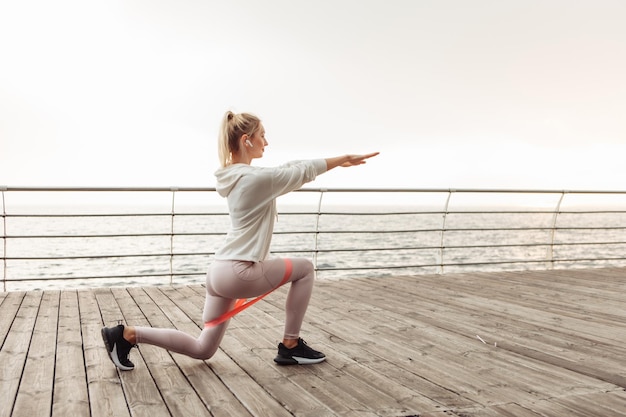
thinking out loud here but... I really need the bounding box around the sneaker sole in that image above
[101,327,134,371]
[274,355,326,366]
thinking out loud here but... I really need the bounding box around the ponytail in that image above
[217,111,261,167]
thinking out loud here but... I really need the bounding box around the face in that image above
[247,123,268,158]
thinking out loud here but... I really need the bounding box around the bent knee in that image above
[193,346,218,360]
[293,258,315,278]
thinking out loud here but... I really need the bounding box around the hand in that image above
[340,152,380,167]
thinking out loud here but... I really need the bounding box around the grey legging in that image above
[135,258,315,359]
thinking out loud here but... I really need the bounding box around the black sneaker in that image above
[101,324,135,371]
[274,338,326,365]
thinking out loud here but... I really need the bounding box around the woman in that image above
[102,111,378,370]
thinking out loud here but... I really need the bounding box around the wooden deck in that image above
[1,267,625,417]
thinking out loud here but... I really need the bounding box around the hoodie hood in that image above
[214,164,252,197]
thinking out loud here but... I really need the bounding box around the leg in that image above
[280,258,316,342]
[111,265,237,364]
[133,290,234,360]
[109,259,323,368]
[210,258,316,343]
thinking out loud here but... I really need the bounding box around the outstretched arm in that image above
[325,152,379,171]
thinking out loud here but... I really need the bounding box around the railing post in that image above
[1,189,6,292]
[313,189,326,272]
[169,188,178,285]
[548,191,566,269]
[440,190,454,274]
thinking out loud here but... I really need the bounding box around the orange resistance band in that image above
[204,259,293,328]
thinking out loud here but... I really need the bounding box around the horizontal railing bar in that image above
[5,272,176,282]
[5,224,626,240]
[443,210,626,215]
[257,240,626,252]
[315,226,626,234]
[11,252,626,282]
[42,209,626,215]
[549,241,626,247]
[5,186,626,194]
[13,255,626,281]
[6,213,174,218]
[316,259,548,271]
[442,226,626,231]
[5,253,206,261]
[5,234,174,239]
[268,240,618,252]
[316,256,626,272]
[9,239,626,262]
[4,230,437,238]
[286,226,626,233]
[4,212,227,218]
[317,210,626,215]
[5,210,626,219]
[298,188,626,195]
[4,233,225,239]
[7,212,623,222]
[5,210,625,219]
[4,271,212,282]
[2,186,216,192]
[318,211,560,215]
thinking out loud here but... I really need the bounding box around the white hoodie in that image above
[214,159,327,262]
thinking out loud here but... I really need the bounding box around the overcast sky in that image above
[1,0,625,191]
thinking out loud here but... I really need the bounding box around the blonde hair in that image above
[218,111,262,167]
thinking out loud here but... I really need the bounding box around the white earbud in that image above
[245,139,253,147]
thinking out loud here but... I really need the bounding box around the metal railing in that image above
[2,186,626,291]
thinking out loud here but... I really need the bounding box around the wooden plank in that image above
[438,270,626,333]
[141,286,293,417]
[309,282,548,405]
[122,287,212,417]
[113,286,212,417]
[240,282,516,412]
[222,325,356,417]
[343,274,626,388]
[414,270,621,343]
[450,269,625,314]
[79,289,131,417]
[0,291,42,417]
[509,268,626,299]
[549,389,626,417]
[167,285,367,417]
[421,273,626,385]
[524,398,608,417]
[13,291,60,416]
[166,285,350,417]
[205,350,301,417]
[144,286,255,417]
[0,291,25,349]
[308,276,617,409]
[578,390,626,416]
[221,312,365,416]
[171,285,331,417]
[216,286,448,416]
[103,287,172,417]
[420,412,464,417]
[52,291,90,417]
[488,403,547,417]
[213,266,620,412]
[1,267,625,417]
[452,403,545,417]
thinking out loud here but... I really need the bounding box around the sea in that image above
[3,202,626,292]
